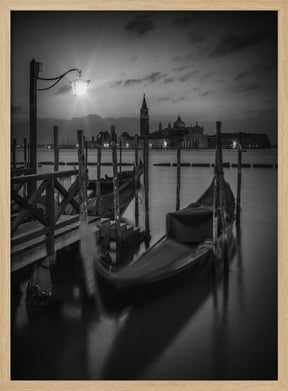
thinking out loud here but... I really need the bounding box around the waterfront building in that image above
[149,115,208,148]
[207,132,271,149]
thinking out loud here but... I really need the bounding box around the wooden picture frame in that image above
[1,1,287,390]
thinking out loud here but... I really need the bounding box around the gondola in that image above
[64,160,143,218]
[86,160,143,217]
[95,177,235,297]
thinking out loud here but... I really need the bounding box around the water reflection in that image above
[11,149,277,380]
[100,237,236,380]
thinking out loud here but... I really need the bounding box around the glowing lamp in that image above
[71,71,90,96]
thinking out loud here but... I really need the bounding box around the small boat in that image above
[95,177,235,297]
[86,160,143,217]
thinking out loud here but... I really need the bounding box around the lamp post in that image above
[29,58,89,177]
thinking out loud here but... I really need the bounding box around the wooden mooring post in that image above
[144,135,150,240]
[23,137,28,198]
[46,170,56,265]
[134,135,139,227]
[236,140,242,225]
[54,125,59,172]
[176,139,181,211]
[111,125,121,262]
[77,130,98,297]
[96,140,102,215]
[12,138,16,169]
[119,139,122,181]
[77,130,88,219]
[23,137,28,168]
[212,140,220,253]
[28,142,30,166]
[85,137,88,165]
[216,121,229,271]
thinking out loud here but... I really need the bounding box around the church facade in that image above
[140,95,208,148]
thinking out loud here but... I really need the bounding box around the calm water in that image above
[12,148,277,380]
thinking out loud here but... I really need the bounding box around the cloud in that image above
[125,14,154,36]
[172,65,189,72]
[231,81,260,93]
[234,71,250,82]
[124,72,163,86]
[199,90,215,97]
[210,31,267,57]
[163,77,174,84]
[55,84,71,95]
[233,58,276,82]
[189,32,205,44]
[172,96,186,102]
[158,97,171,102]
[109,80,123,88]
[11,104,25,115]
[178,71,199,82]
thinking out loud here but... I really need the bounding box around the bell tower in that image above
[140,94,149,137]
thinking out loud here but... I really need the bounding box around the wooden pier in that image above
[11,165,144,274]
[11,168,115,272]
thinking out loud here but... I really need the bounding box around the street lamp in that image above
[29,58,90,177]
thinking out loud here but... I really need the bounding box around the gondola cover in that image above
[166,179,235,243]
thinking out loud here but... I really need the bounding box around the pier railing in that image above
[11,169,80,250]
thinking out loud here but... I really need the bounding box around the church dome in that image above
[173,115,185,129]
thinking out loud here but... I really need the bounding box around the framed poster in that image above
[1,1,287,390]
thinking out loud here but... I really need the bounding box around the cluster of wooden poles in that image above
[13,122,242,265]
[76,126,150,263]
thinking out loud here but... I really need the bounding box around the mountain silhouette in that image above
[11,115,159,144]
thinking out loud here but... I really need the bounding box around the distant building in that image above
[140,94,149,137]
[139,96,208,148]
[207,132,271,149]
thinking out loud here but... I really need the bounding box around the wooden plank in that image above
[11,169,78,184]
[11,168,34,177]
[11,217,100,272]
[12,226,50,247]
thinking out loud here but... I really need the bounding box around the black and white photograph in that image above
[10,10,277,381]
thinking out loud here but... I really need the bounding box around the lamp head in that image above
[71,70,90,96]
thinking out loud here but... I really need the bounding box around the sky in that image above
[11,11,277,141]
